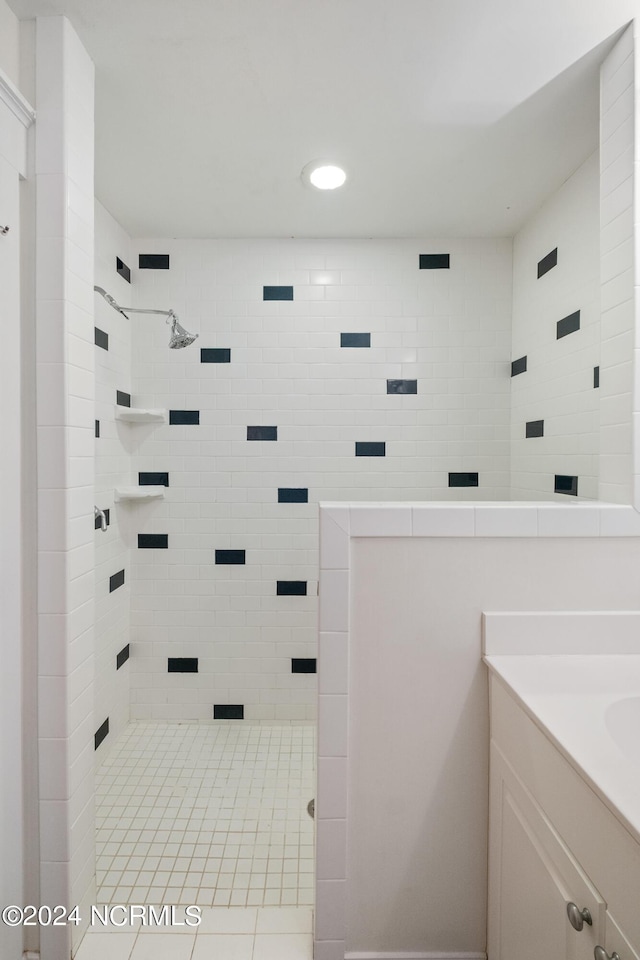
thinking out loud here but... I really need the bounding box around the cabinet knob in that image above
[567,902,593,931]
[594,949,621,960]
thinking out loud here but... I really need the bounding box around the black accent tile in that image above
[215,549,246,565]
[278,488,309,503]
[557,310,580,340]
[95,508,110,530]
[594,366,600,388]
[292,658,317,674]
[340,332,371,348]
[95,327,109,350]
[448,472,479,487]
[109,569,125,593]
[139,253,170,270]
[537,247,558,279]
[526,420,544,438]
[263,285,293,300]
[355,442,385,457]
[247,425,277,441]
[387,379,418,395]
[419,253,450,270]
[116,257,131,283]
[138,533,169,549]
[201,348,231,363]
[139,472,169,487]
[170,410,200,425]
[116,390,131,407]
[95,420,100,438]
[511,356,527,377]
[214,704,244,719]
[94,718,109,750]
[168,657,198,673]
[116,644,130,670]
[555,474,578,496]
[277,581,307,596]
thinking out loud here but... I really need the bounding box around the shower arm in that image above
[93,286,177,322]
[117,305,177,322]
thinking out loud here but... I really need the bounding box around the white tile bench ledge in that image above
[322,501,640,538]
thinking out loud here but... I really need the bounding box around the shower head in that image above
[94,285,129,318]
[93,285,198,349]
[168,313,199,349]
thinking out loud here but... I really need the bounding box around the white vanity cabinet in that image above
[491,745,604,959]
[603,913,640,960]
[488,673,640,960]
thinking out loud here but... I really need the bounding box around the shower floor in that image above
[95,722,315,908]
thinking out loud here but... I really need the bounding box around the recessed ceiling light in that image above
[301,160,347,190]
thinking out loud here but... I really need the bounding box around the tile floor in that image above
[75,905,313,960]
[95,723,315,908]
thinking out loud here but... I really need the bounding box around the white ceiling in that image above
[7,0,639,238]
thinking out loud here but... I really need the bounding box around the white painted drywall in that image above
[346,534,640,955]
[0,9,28,956]
[0,0,19,88]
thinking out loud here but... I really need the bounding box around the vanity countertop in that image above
[484,654,640,845]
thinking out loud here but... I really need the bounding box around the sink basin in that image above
[605,696,640,766]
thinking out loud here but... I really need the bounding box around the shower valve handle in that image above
[94,506,108,532]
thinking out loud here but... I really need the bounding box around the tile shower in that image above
[92,144,601,919]
[94,214,513,912]
[95,723,314,908]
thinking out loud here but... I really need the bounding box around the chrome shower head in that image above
[168,313,198,349]
[93,286,198,349]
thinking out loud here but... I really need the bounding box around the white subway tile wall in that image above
[94,201,133,760]
[35,16,96,958]
[125,239,512,720]
[600,23,635,504]
[511,153,600,500]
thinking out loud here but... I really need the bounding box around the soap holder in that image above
[114,407,167,423]
[114,486,166,502]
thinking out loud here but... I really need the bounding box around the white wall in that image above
[34,17,96,958]
[0,0,19,88]
[0,7,32,957]
[93,200,133,760]
[510,152,600,500]
[126,238,512,721]
[599,23,635,505]
[344,533,640,957]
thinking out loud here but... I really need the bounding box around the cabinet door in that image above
[489,744,605,960]
[602,911,640,960]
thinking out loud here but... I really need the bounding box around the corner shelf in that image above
[114,406,167,423]
[114,486,166,502]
